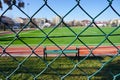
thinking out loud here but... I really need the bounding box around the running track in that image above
[0,46,120,57]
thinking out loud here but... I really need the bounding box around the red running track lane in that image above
[0,46,120,56]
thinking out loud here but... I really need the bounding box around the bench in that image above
[43,46,79,60]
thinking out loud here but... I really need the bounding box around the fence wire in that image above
[0,0,120,80]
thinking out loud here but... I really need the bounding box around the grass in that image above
[0,27,120,46]
[0,56,120,80]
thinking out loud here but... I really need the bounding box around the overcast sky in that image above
[0,0,120,21]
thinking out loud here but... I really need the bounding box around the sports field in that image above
[0,27,120,56]
[0,27,120,46]
[0,27,120,80]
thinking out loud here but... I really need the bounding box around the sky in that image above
[0,0,120,21]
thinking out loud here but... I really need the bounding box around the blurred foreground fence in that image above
[0,0,120,80]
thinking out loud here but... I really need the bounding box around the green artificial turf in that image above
[0,27,120,46]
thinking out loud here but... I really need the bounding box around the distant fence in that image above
[0,0,120,80]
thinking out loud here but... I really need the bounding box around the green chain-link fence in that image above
[0,0,120,80]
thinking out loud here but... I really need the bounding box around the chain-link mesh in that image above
[0,0,120,80]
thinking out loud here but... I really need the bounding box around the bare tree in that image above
[0,16,14,31]
[0,0,25,31]
[0,0,24,10]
